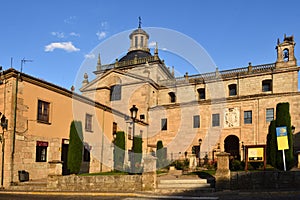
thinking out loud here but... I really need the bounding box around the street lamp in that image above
[130,105,138,173]
[198,138,202,167]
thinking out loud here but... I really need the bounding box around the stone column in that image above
[215,152,231,190]
[142,155,157,191]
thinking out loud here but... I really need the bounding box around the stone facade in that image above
[81,29,300,164]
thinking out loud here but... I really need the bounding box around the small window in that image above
[36,141,48,162]
[113,122,117,136]
[37,100,50,123]
[83,145,90,162]
[262,80,272,92]
[110,85,121,101]
[266,108,274,122]
[228,84,237,96]
[283,48,289,62]
[161,118,167,131]
[193,115,200,128]
[135,36,138,48]
[212,114,220,127]
[141,36,144,47]
[169,92,176,103]
[197,88,205,100]
[244,111,252,124]
[85,114,93,132]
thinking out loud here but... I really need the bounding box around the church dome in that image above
[119,50,152,62]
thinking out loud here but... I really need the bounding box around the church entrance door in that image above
[224,135,240,160]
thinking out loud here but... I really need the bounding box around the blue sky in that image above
[1,0,300,90]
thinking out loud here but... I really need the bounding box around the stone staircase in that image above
[8,179,47,191]
[156,175,215,194]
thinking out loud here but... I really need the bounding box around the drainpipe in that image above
[11,72,19,185]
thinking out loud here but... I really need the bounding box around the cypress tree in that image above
[275,102,294,170]
[113,131,125,171]
[156,140,164,169]
[132,136,142,173]
[67,121,83,174]
[266,102,294,170]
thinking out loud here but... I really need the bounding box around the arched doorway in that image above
[224,135,240,159]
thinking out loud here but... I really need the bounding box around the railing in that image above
[158,63,275,86]
[97,55,160,72]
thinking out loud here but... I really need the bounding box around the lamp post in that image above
[241,141,245,161]
[130,105,138,173]
[198,138,202,167]
[0,113,8,188]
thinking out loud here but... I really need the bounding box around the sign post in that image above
[276,126,289,171]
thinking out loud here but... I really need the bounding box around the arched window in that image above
[168,92,176,103]
[228,84,237,96]
[283,48,289,62]
[110,84,122,101]
[262,80,272,92]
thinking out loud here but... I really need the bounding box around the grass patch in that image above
[79,171,129,176]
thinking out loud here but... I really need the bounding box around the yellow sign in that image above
[276,127,289,150]
[248,147,264,161]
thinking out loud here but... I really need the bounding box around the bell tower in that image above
[275,34,297,68]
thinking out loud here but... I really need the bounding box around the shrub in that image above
[113,131,125,171]
[67,121,83,174]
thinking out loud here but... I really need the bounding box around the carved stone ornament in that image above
[224,108,240,128]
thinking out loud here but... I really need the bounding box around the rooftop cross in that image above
[138,16,142,28]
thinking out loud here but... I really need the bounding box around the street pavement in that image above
[1,190,300,200]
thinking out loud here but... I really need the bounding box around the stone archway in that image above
[224,135,240,160]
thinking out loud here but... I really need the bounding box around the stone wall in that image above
[47,174,156,192]
[230,171,300,190]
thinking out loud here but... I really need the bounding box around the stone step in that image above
[155,187,215,194]
[160,179,207,184]
[157,183,211,189]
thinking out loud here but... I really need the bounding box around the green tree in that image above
[266,120,277,167]
[113,131,125,171]
[67,121,83,174]
[266,102,294,170]
[132,136,142,173]
[156,140,165,169]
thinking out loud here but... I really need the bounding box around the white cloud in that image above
[51,32,65,38]
[64,16,76,24]
[44,42,80,52]
[96,31,107,40]
[149,41,157,48]
[101,21,108,29]
[84,53,95,59]
[70,32,80,37]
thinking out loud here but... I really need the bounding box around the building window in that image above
[135,36,138,48]
[169,92,176,103]
[141,36,144,47]
[161,118,167,131]
[244,110,252,124]
[140,114,145,120]
[36,141,48,162]
[110,85,121,101]
[193,115,200,128]
[266,108,274,122]
[228,84,237,96]
[113,122,117,136]
[128,127,132,140]
[283,48,289,62]
[212,114,220,127]
[262,80,272,92]
[197,88,205,100]
[83,145,90,162]
[85,114,93,132]
[37,100,50,123]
